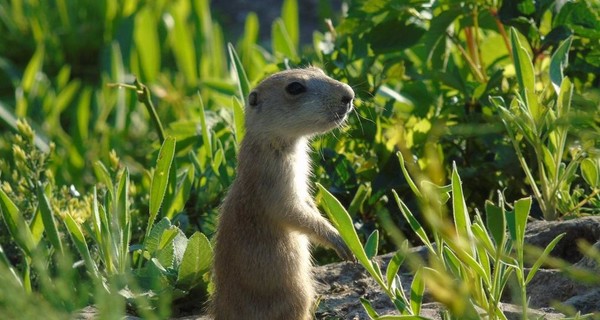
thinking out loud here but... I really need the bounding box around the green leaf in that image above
[510,28,539,123]
[0,244,22,287]
[393,190,433,251]
[485,200,506,247]
[64,213,99,278]
[21,46,44,94]
[525,233,565,284]
[549,37,573,94]
[116,168,131,269]
[348,184,371,217]
[134,7,160,82]
[397,152,422,199]
[228,43,251,104]
[145,217,172,255]
[271,18,297,59]
[513,197,532,252]
[36,185,64,254]
[360,298,379,319]
[232,96,246,144]
[0,188,35,255]
[386,251,405,288]
[147,137,176,236]
[451,163,472,243]
[410,268,425,315]
[365,230,379,259]
[317,183,386,289]
[169,0,196,86]
[177,232,213,289]
[581,158,600,188]
[281,0,299,49]
[93,161,114,196]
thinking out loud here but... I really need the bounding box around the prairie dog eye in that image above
[285,81,306,95]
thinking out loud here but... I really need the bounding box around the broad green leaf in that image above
[365,230,379,259]
[360,298,379,319]
[410,268,425,315]
[232,97,245,144]
[375,315,433,319]
[145,217,172,255]
[37,185,64,254]
[153,226,187,271]
[513,197,532,247]
[134,7,160,82]
[317,183,386,288]
[510,28,539,123]
[177,232,213,289]
[549,37,573,94]
[64,213,99,278]
[0,188,35,255]
[271,18,297,59]
[485,201,506,247]
[526,233,565,284]
[281,0,299,49]
[147,137,176,236]
[393,190,433,251]
[581,158,600,188]
[228,43,250,104]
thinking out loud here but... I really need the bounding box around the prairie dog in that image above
[212,67,355,319]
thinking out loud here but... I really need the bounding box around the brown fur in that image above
[212,67,354,319]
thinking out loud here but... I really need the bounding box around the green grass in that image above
[0,0,599,318]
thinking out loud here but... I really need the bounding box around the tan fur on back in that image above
[212,67,354,320]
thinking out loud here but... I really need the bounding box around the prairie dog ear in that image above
[248,91,258,107]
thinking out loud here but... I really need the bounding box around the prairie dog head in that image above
[245,67,354,140]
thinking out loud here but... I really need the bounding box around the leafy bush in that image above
[1,0,599,318]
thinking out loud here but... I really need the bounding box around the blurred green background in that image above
[0,0,599,318]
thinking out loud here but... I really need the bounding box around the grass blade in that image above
[228,43,250,104]
[525,233,565,284]
[36,185,64,254]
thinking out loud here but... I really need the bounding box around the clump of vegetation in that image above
[0,0,599,318]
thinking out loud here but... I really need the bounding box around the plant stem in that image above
[490,8,513,64]
[565,188,600,215]
[107,80,166,143]
[447,32,486,83]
